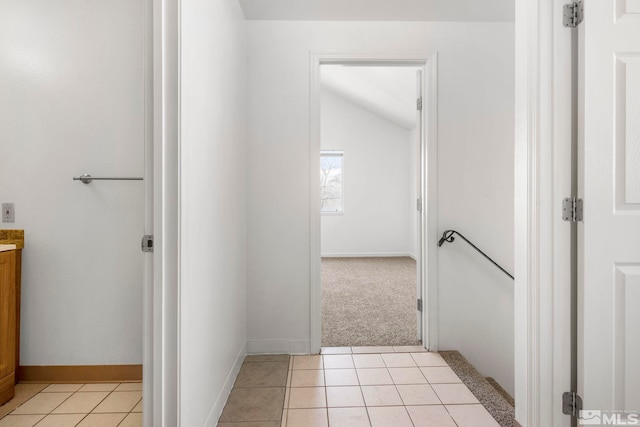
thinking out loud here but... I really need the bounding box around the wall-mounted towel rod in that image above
[73,173,143,184]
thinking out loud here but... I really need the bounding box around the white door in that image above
[579,0,640,418]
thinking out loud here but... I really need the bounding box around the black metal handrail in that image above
[438,230,514,280]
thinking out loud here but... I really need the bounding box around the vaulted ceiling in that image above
[239,0,514,22]
[322,65,420,130]
[241,0,514,129]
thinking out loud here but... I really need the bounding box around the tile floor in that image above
[281,347,500,427]
[218,354,289,426]
[0,348,499,427]
[0,382,142,427]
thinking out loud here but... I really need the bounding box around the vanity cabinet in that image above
[0,249,16,405]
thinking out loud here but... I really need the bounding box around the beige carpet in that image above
[321,257,420,347]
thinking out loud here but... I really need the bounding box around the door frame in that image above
[148,0,180,425]
[308,52,439,353]
[143,0,153,424]
[514,0,573,425]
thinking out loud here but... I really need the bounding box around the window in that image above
[320,150,343,213]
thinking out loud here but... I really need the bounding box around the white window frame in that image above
[320,149,345,215]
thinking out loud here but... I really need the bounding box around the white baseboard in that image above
[205,342,246,427]
[247,339,310,355]
[321,252,416,259]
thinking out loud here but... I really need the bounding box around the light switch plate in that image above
[2,203,15,222]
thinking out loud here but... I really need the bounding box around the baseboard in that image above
[204,342,246,427]
[246,339,309,355]
[18,364,142,383]
[321,252,415,258]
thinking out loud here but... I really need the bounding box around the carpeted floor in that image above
[440,351,515,427]
[321,257,420,347]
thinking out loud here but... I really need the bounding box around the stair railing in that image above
[438,230,514,280]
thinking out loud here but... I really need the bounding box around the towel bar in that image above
[73,173,143,184]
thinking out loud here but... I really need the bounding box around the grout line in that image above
[364,404,373,427]
[282,356,292,426]
[441,403,461,427]
[89,387,115,415]
[30,415,44,426]
[393,379,404,409]
[230,352,493,427]
[356,375,367,412]
[3,383,143,424]
[116,408,141,426]
[322,365,328,421]
[39,387,76,416]
[403,404,416,427]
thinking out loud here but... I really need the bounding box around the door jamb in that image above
[515,0,573,425]
[143,0,154,424]
[149,0,180,425]
[308,52,439,354]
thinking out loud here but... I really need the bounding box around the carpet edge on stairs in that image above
[439,350,515,427]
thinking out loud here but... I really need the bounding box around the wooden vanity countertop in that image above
[0,230,24,249]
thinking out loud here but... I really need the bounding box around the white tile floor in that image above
[282,350,500,427]
[3,349,501,427]
[0,383,142,427]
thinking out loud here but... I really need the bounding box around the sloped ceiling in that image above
[239,0,514,22]
[321,65,420,130]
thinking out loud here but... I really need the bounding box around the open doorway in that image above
[0,0,152,423]
[316,62,428,348]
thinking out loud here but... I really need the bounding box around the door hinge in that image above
[417,198,422,212]
[141,235,154,252]
[417,298,423,312]
[417,96,423,111]
[562,197,583,222]
[562,391,583,417]
[563,1,583,28]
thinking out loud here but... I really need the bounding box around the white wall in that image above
[0,0,144,365]
[179,0,248,425]
[320,90,414,257]
[246,21,515,395]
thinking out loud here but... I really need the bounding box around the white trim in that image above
[515,1,539,422]
[142,0,154,424]
[514,0,541,423]
[321,252,416,258]
[549,0,573,424]
[309,51,438,354]
[424,53,438,352]
[515,0,572,426]
[247,340,310,355]
[153,0,180,424]
[203,342,246,427]
[309,52,322,355]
